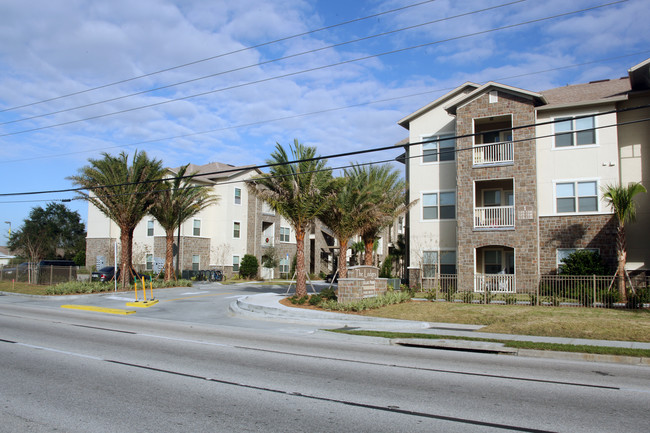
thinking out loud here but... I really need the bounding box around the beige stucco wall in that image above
[618,93,650,270]
[536,105,620,217]
[406,92,471,267]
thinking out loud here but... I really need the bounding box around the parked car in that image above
[91,267,149,283]
[325,272,338,283]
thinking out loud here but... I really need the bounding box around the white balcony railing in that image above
[473,141,513,165]
[475,273,515,293]
[474,206,514,228]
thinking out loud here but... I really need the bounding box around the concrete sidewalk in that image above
[231,293,650,365]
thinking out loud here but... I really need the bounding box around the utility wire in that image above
[0,1,526,126]
[1,50,647,165]
[0,0,624,138]
[1,103,647,201]
[0,0,440,114]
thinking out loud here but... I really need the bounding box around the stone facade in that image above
[86,237,118,269]
[337,266,387,303]
[455,91,538,292]
[539,214,617,274]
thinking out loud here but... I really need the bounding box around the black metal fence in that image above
[0,265,78,285]
[420,274,650,309]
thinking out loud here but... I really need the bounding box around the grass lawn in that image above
[358,300,650,342]
[0,280,49,295]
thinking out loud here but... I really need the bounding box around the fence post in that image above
[592,274,596,308]
[536,275,540,306]
[50,265,53,286]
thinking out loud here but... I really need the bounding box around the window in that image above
[422,250,456,277]
[557,248,598,270]
[489,90,498,103]
[233,222,241,239]
[556,181,598,213]
[279,258,289,274]
[422,134,455,163]
[147,220,154,237]
[146,254,153,270]
[423,192,455,220]
[483,190,501,207]
[193,219,201,236]
[234,188,241,205]
[262,201,275,215]
[192,255,200,271]
[280,226,291,242]
[232,255,240,272]
[484,250,502,274]
[554,116,596,147]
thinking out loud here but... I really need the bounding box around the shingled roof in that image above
[539,77,631,108]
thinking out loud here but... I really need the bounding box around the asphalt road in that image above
[1,284,649,432]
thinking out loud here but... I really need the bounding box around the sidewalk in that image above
[231,293,650,366]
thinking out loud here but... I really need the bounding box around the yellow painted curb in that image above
[126,299,159,308]
[61,305,136,315]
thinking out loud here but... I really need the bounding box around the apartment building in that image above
[399,58,650,291]
[85,161,336,278]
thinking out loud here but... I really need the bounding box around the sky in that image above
[0,0,648,244]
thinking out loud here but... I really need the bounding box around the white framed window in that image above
[147,220,154,237]
[234,187,242,205]
[233,221,241,239]
[422,250,456,277]
[422,134,455,163]
[146,254,153,270]
[556,181,598,213]
[193,219,201,236]
[556,248,599,270]
[489,90,498,103]
[279,258,289,274]
[423,191,455,220]
[280,226,291,243]
[232,255,240,272]
[192,255,200,271]
[262,201,275,215]
[554,115,596,148]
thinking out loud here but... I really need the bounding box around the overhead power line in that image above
[1,103,647,202]
[1,50,647,166]
[0,0,624,138]
[0,0,526,127]
[0,0,440,114]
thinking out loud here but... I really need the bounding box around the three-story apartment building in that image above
[399,58,649,292]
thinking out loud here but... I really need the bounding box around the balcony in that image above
[474,206,514,229]
[474,273,515,293]
[473,141,513,166]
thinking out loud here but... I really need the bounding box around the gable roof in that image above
[628,57,650,91]
[398,82,479,129]
[445,82,547,115]
[168,162,260,184]
[537,77,631,110]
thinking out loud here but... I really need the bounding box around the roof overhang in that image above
[628,58,650,91]
[445,82,547,115]
[397,82,480,129]
[536,94,629,112]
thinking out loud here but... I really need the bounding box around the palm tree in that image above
[602,182,646,301]
[69,151,164,289]
[248,140,333,297]
[350,164,411,266]
[319,171,374,279]
[149,164,218,281]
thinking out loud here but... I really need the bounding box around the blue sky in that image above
[0,0,648,244]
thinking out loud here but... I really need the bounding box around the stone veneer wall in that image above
[337,266,388,303]
[86,238,118,269]
[455,91,538,292]
[178,236,211,270]
[539,214,617,274]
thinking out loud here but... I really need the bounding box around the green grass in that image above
[357,300,650,342]
[0,279,193,296]
[328,329,650,358]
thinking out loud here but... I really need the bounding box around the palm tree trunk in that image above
[165,228,175,281]
[363,237,374,266]
[295,228,307,298]
[616,224,627,302]
[338,238,349,278]
[120,227,134,290]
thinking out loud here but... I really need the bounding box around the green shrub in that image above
[320,291,411,312]
[319,287,337,301]
[239,254,259,279]
[379,256,393,278]
[627,287,650,309]
[461,291,475,303]
[504,293,517,305]
[288,295,309,305]
[309,294,322,305]
[559,250,607,275]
